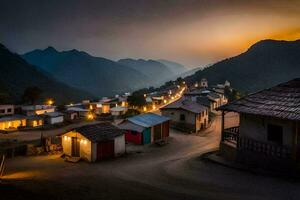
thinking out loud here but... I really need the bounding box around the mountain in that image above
[156,59,187,74]
[185,39,300,93]
[23,48,151,97]
[0,43,94,104]
[117,58,175,85]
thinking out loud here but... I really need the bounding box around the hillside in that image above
[23,48,151,97]
[118,58,175,85]
[156,59,187,74]
[185,39,300,92]
[0,43,94,104]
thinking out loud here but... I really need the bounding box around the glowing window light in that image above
[143,106,147,112]
[64,136,67,141]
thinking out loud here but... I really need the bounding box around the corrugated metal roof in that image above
[72,123,124,142]
[128,113,169,128]
[218,78,300,121]
[117,121,145,132]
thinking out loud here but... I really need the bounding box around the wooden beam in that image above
[221,111,225,141]
[293,121,299,161]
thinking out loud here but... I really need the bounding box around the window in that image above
[180,114,185,121]
[0,109,5,113]
[7,108,12,113]
[170,112,174,115]
[267,124,283,145]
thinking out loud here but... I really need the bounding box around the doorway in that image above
[71,137,80,157]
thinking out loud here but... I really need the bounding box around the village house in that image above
[118,113,170,145]
[61,123,125,162]
[21,105,55,116]
[43,112,64,125]
[64,110,79,121]
[26,115,44,128]
[66,106,90,118]
[200,78,208,88]
[160,98,209,132]
[218,78,300,169]
[110,106,127,116]
[0,105,14,116]
[0,115,26,131]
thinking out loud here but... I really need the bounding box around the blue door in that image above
[142,128,151,145]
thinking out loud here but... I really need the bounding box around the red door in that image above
[97,140,114,160]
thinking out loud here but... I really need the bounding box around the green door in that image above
[142,128,151,145]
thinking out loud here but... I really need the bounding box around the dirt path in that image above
[2,114,300,200]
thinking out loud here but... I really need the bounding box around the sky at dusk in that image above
[1,0,300,68]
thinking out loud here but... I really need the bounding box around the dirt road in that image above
[2,113,300,200]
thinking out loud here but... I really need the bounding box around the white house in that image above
[0,105,14,116]
[44,112,64,124]
[110,106,127,116]
[61,123,125,162]
[22,105,55,116]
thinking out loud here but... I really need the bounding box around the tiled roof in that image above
[128,113,169,128]
[218,78,300,121]
[74,123,124,142]
[161,98,207,114]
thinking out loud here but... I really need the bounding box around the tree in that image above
[127,94,146,107]
[22,86,42,105]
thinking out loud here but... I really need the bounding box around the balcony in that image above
[221,126,291,159]
[222,126,239,145]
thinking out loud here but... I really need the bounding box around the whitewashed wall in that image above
[49,116,64,124]
[240,114,294,146]
[61,131,92,162]
[114,134,125,156]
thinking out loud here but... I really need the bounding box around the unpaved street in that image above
[2,113,300,200]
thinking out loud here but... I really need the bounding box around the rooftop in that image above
[161,98,207,114]
[218,78,300,121]
[117,121,145,133]
[72,123,124,142]
[43,112,64,117]
[128,113,169,128]
[0,114,26,122]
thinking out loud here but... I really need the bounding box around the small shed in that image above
[61,123,125,162]
[44,112,64,125]
[64,110,79,121]
[118,113,170,145]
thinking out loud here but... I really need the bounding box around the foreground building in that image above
[61,123,125,162]
[160,98,208,132]
[218,78,300,169]
[118,113,170,145]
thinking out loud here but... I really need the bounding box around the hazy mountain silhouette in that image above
[156,59,187,74]
[185,39,300,92]
[0,43,94,103]
[118,58,175,86]
[23,47,151,96]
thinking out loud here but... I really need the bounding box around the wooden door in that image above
[154,124,162,141]
[71,137,80,157]
[97,140,114,160]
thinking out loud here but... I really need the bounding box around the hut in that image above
[161,98,209,132]
[218,78,300,169]
[43,112,64,125]
[61,123,125,162]
[118,113,170,145]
